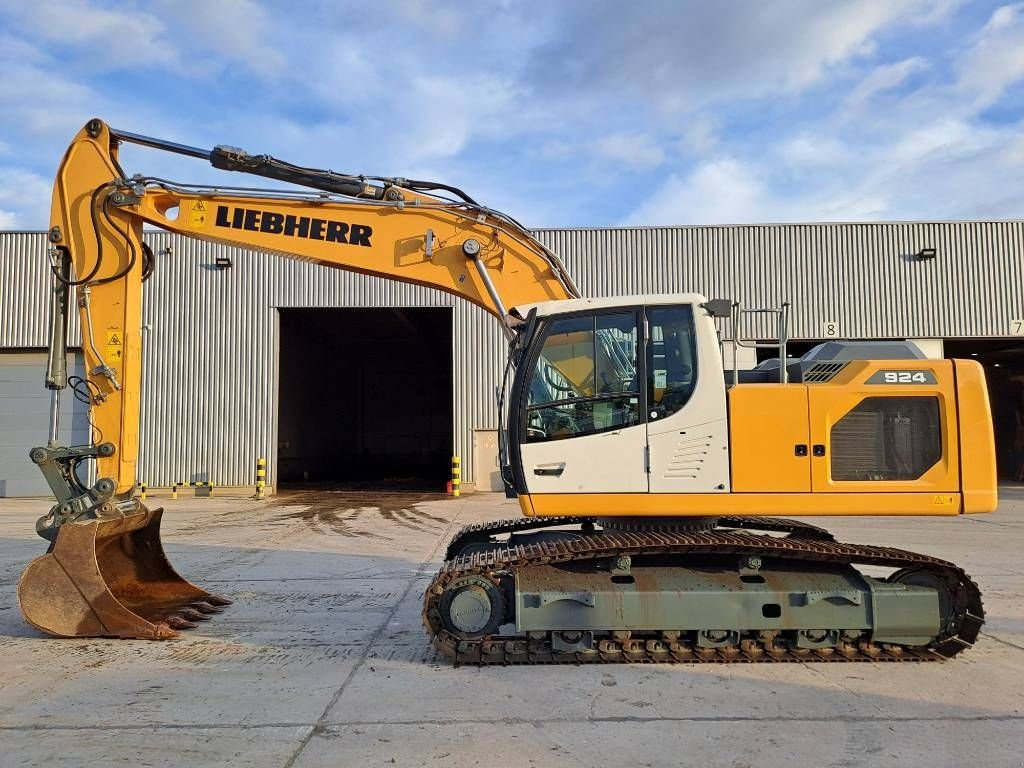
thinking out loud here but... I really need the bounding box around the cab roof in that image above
[512,293,710,319]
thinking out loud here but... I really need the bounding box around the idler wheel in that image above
[439,576,506,638]
[890,568,955,631]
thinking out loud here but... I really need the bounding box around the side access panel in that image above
[807,360,959,498]
[728,385,811,492]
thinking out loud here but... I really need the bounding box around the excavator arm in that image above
[43,118,577,506]
[20,118,576,639]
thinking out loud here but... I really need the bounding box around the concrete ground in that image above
[1,488,1023,768]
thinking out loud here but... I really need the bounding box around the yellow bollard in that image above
[192,481,214,497]
[451,456,461,498]
[255,457,267,500]
[173,480,214,498]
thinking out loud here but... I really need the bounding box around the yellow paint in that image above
[953,359,998,513]
[135,187,570,319]
[50,122,144,491]
[728,384,810,492]
[807,359,960,493]
[452,455,461,497]
[522,492,965,517]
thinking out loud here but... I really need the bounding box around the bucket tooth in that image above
[190,601,224,615]
[17,506,229,640]
[178,607,211,622]
[205,595,233,607]
[165,615,199,630]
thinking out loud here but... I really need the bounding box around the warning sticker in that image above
[188,199,209,227]
[105,330,123,361]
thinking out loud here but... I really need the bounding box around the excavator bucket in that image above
[17,507,230,639]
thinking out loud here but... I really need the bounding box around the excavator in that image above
[18,118,996,662]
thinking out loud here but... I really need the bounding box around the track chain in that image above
[444,514,834,561]
[424,519,983,665]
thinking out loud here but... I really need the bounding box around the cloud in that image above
[3,0,176,68]
[1009,133,1024,164]
[159,0,286,76]
[0,62,96,137]
[678,116,719,156]
[779,134,848,168]
[0,0,1019,233]
[379,0,468,41]
[956,2,1024,109]
[399,74,523,161]
[0,168,54,229]
[622,3,1024,227]
[623,159,783,226]
[592,133,666,171]
[526,0,956,114]
[542,133,667,172]
[843,57,929,111]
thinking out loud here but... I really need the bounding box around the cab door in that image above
[646,304,731,493]
[807,360,959,493]
[518,310,647,493]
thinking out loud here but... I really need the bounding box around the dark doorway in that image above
[945,339,1024,482]
[277,308,453,490]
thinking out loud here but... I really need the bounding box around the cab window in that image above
[525,312,639,442]
[647,305,698,421]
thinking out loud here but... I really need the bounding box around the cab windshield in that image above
[524,312,639,441]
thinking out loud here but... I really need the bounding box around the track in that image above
[424,518,983,664]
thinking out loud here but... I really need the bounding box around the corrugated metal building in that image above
[2,220,1023,496]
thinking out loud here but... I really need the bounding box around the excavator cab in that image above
[502,294,730,499]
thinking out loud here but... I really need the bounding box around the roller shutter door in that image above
[0,352,89,497]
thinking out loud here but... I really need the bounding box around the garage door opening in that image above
[945,339,1024,482]
[277,308,453,491]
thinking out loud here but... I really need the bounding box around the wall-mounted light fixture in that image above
[916,247,937,260]
[214,254,233,268]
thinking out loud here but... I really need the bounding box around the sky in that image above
[0,0,1022,230]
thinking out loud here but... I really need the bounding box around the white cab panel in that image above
[520,422,647,493]
[647,312,730,493]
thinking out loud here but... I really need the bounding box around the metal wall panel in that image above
[3,221,1023,488]
[0,232,81,347]
[533,222,1024,339]
[0,351,89,497]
